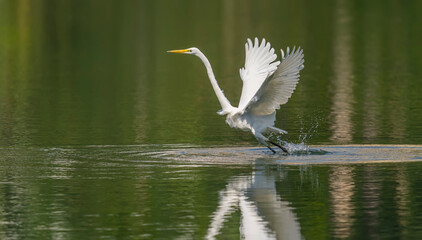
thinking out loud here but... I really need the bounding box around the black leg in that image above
[269,141,288,153]
[267,146,276,154]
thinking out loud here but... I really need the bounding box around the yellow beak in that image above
[167,49,191,53]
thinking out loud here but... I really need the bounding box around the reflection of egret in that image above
[205,176,274,239]
[205,167,302,240]
[168,38,304,153]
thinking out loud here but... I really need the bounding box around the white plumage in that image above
[168,38,305,153]
[238,38,280,112]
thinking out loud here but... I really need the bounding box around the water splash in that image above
[297,113,322,143]
[273,113,327,155]
[280,141,328,155]
[283,141,310,153]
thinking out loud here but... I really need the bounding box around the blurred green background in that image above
[1,1,422,239]
[1,0,421,147]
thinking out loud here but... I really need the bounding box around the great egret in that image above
[168,38,304,153]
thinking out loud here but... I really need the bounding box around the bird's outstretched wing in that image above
[238,38,280,111]
[245,46,304,116]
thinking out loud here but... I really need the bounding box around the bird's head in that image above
[167,47,200,55]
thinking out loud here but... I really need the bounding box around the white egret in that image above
[168,38,304,153]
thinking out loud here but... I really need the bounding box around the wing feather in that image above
[246,47,305,116]
[238,38,280,111]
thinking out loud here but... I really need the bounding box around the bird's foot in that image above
[269,141,288,154]
[267,146,276,154]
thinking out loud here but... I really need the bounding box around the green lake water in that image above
[1,0,422,239]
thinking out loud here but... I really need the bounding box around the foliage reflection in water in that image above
[0,0,421,146]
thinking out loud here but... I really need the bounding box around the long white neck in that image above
[195,50,234,114]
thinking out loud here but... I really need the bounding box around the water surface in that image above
[1,145,422,239]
